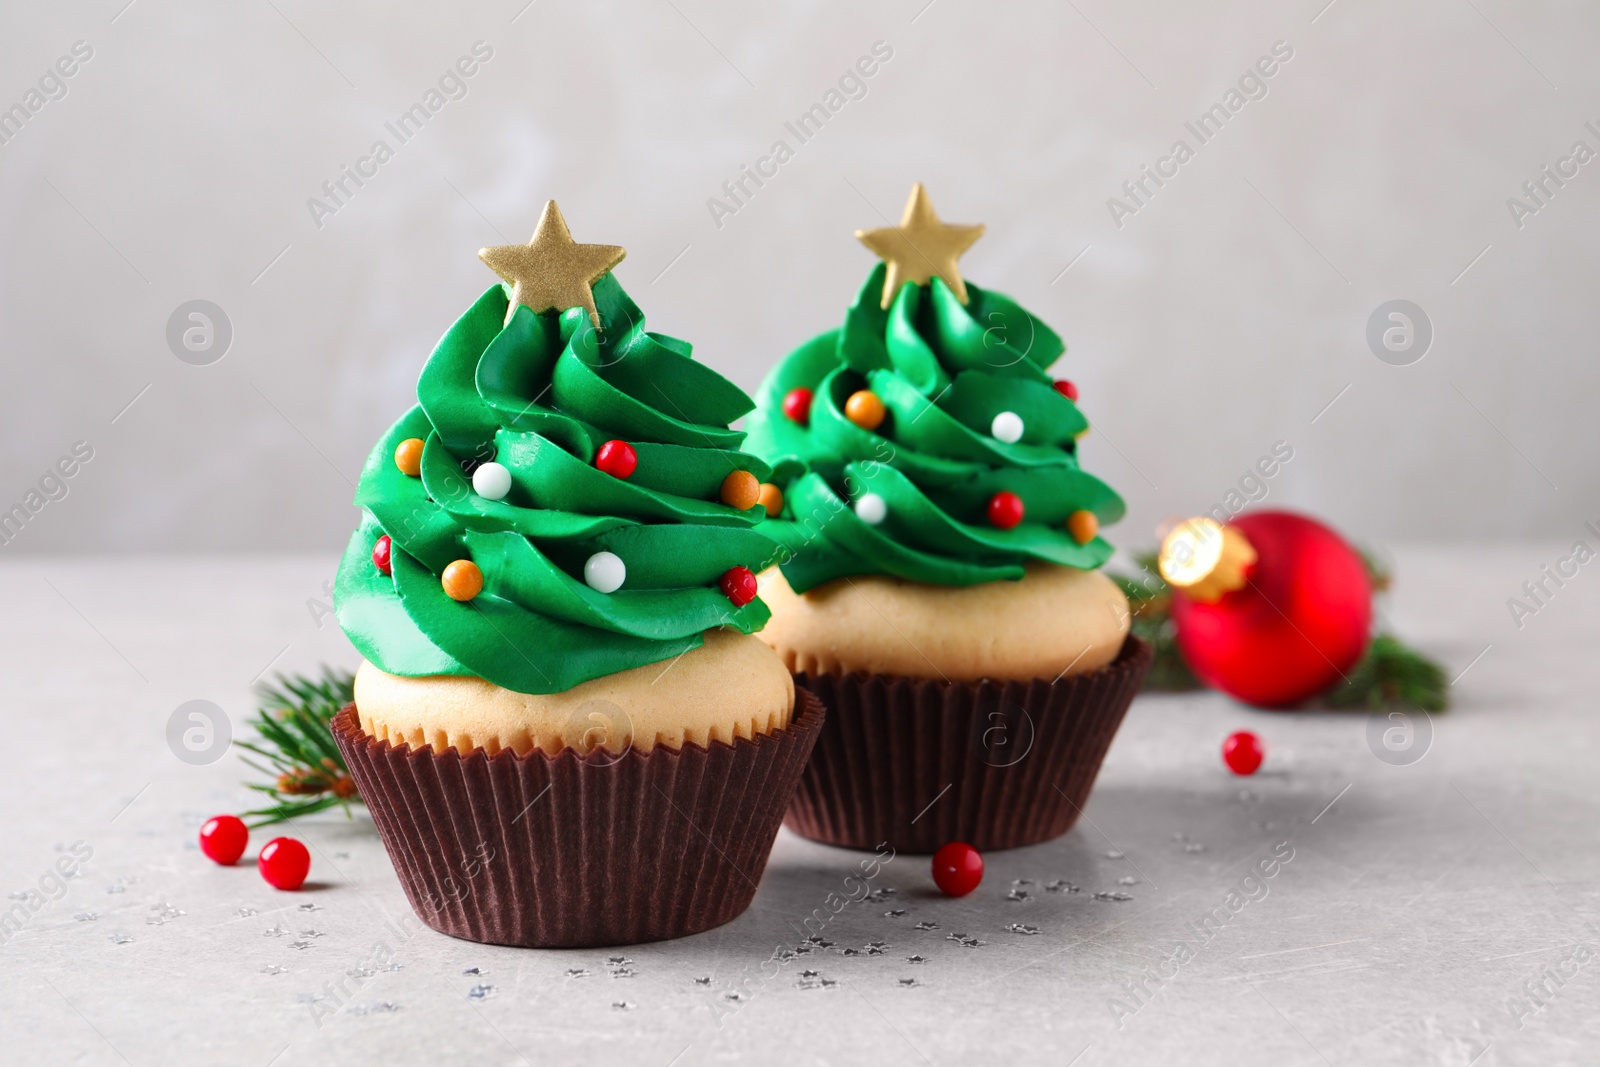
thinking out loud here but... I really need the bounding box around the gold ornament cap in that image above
[856,183,985,309]
[1158,517,1257,603]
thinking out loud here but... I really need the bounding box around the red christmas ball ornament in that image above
[782,387,815,426]
[1160,510,1372,708]
[258,837,311,891]
[931,842,984,897]
[372,534,392,575]
[987,491,1024,530]
[719,565,758,607]
[199,815,248,866]
[595,440,637,479]
[1052,379,1079,402]
[1222,731,1265,775]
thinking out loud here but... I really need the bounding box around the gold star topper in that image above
[478,201,626,327]
[856,183,985,309]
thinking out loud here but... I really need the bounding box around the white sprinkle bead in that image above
[854,493,888,525]
[472,461,512,501]
[991,411,1024,444]
[584,551,626,594]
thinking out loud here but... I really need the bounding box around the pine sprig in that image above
[1110,546,1449,712]
[1323,634,1449,712]
[1112,552,1201,691]
[238,667,361,827]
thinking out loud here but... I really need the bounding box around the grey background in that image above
[2,0,1596,555]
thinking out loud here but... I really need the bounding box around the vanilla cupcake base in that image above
[355,628,794,756]
[785,636,1152,853]
[334,689,826,947]
[757,563,1130,683]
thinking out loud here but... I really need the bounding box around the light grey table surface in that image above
[1,546,1596,1066]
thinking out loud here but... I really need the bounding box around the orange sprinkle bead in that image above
[1066,510,1099,545]
[844,390,886,431]
[757,482,784,518]
[720,470,761,510]
[393,437,425,477]
[441,560,483,601]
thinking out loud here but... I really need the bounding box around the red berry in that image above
[258,837,311,890]
[720,565,758,607]
[1053,379,1079,402]
[595,440,637,479]
[372,534,392,576]
[987,491,1024,530]
[198,815,248,866]
[931,842,984,897]
[1222,731,1265,775]
[782,387,815,427]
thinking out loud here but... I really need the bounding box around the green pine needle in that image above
[1323,633,1449,713]
[240,666,361,828]
[1112,555,1203,691]
[1111,546,1449,713]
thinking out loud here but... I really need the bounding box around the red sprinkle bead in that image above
[258,837,311,891]
[987,491,1025,530]
[595,440,638,479]
[1222,731,1265,776]
[720,565,758,607]
[1053,379,1079,402]
[198,815,248,866]
[372,534,392,575]
[932,842,984,897]
[782,387,815,427]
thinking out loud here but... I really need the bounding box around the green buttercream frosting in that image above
[746,264,1125,594]
[335,273,780,694]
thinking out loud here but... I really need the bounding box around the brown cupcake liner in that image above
[333,690,823,949]
[785,635,1152,854]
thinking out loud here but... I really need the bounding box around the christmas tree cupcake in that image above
[747,185,1151,853]
[332,203,822,948]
